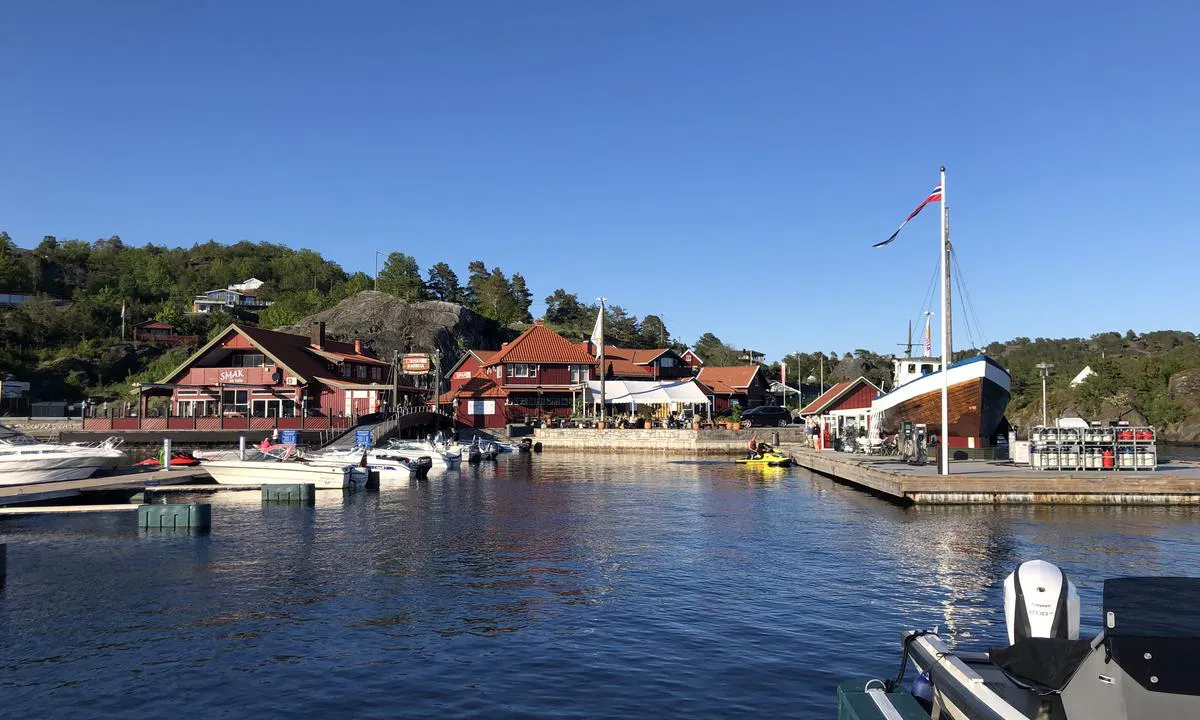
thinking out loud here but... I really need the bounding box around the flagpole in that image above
[598,297,606,422]
[939,166,950,476]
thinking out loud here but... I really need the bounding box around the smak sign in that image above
[217,368,246,384]
[402,353,432,374]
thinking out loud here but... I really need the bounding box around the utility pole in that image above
[374,251,383,291]
[1036,362,1054,427]
[392,349,400,414]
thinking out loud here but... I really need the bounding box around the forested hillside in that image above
[2,232,1198,440]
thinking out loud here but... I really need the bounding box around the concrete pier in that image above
[786,446,1200,505]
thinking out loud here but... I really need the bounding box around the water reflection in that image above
[1,453,1198,719]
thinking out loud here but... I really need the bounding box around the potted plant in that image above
[728,405,743,430]
[636,407,655,429]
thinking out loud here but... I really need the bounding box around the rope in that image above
[950,247,988,352]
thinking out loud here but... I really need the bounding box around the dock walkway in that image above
[783,445,1200,505]
[0,468,210,507]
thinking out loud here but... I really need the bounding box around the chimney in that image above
[310,321,325,349]
[353,338,363,355]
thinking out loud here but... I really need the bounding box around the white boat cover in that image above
[584,380,710,405]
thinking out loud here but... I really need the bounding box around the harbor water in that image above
[2,454,1199,718]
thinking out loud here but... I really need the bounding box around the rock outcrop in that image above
[280,291,516,364]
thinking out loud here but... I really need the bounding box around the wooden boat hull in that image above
[872,355,1011,440]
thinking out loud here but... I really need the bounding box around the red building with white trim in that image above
[441,321,597,429]
[797,376,881,444]
[695,365,770,411]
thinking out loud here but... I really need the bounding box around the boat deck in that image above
[784,445,1200,504]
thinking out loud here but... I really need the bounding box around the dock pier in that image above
[785,446,1200,505]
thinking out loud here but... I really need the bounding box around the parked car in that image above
[739,405,795,428]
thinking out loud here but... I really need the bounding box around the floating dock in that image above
[0,468,210,507]
[786,446,1200,505]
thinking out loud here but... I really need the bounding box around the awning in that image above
[584,379,711,405]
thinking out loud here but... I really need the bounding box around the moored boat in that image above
[841,560,1200,719]
[201,459,365,489]
[0,423,129,485]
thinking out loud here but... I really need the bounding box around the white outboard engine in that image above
[1003,560,1080,645]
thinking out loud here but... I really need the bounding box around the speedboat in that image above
[0,423,128,485]
[305,448,432,482]
[380,439,462,468]
[840,560,1200,719]
[200,446,367,489]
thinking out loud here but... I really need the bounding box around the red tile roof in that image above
[695,366,759,394]
[444,371,508,399]
[601,345,672,378]
[484,321,597,366]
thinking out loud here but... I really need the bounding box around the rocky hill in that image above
[280,290,516,364]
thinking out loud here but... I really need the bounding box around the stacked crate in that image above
[1028,426,1156,471]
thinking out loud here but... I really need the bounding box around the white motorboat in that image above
[304,450,430,482]
[0,424,128,485]
[840,560,1200,719]
[200,447,366,489]
[377,440,461,468]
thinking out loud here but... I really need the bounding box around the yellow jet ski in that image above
[735,435,792,466]
[735,451,792,467]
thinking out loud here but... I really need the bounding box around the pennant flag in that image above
[589,303,604,352]
[923,316,932,355]
[873,184,943,248]
[781,363,787,385]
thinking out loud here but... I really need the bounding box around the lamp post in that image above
[1036,362,1054,427]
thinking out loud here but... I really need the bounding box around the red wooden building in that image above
[441,321,597,429]
[695,366,770,411]
[82,322,426,431]
[798,376,881,444]
[132,320,198,346]
[599,345,694,382]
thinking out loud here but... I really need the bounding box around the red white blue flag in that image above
[873,184,943,248]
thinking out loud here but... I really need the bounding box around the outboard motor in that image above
[1003,559,1080,645]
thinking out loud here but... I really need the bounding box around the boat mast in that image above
[939,166,950,476]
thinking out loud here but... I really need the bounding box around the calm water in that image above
[2,455,1199,719]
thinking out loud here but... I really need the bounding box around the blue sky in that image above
[2,2,1197,361]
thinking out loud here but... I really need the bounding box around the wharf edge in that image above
[784,446,1200,505]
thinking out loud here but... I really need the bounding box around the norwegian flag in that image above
[873,183,943,248]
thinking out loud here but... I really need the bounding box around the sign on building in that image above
[466,400,495,416]
[402,353,432,374]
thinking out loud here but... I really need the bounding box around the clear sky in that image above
[2,2,1197,361]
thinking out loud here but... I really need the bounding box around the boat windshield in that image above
[0,424,38,446]
[1105,577,1200,638]
[1104,577,1200,696]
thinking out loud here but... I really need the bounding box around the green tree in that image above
[639,315,669,347]
[509,273,533,322]
[543,289,590,328]
[694,333,741,366]
[464,260,489,308]
[426,262,463,303]
[376,252,425,301]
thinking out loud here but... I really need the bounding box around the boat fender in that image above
[910,670,933,712]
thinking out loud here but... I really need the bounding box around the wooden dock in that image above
[0,504,139,517]
[0,468,211,507]
[784,445,1200,505]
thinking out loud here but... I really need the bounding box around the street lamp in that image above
[1036,362,1054,427]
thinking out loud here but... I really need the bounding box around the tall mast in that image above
[906,320,913,357]
[939,166,950,476]
[945,207,953,359]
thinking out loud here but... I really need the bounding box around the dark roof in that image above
[161,323,388,386]
[798,376,880,416]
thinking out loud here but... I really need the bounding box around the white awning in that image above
[584,379,711,405]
